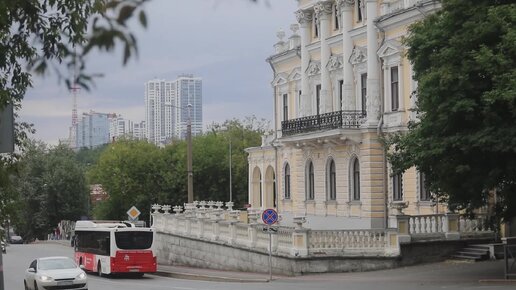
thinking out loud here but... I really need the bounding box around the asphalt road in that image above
[2,242,515,290]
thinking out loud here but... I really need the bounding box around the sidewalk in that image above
[154,264,270,283]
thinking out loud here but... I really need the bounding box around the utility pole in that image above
[186,104,194,203]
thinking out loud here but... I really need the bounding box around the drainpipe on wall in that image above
[374,20,389,229]
[266,57,279,212]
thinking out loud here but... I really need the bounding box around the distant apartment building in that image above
[144,75,202,145]
[109,114,134,141]
[133,121,146,140]
[144,79,176,145]
[76,111,111,149]
[175,74,203,139]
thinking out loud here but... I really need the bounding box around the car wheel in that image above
[97,262,103,277]
[23,280,28,290]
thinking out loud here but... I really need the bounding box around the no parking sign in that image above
[261,208,278,225]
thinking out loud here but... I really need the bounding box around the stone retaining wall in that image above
[155,232,493,275]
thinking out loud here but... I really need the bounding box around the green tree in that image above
[387,0,516,219]
[88,140,172,222]
[13,142,89,240]
[89,118,264,221]
[0,0,148,226]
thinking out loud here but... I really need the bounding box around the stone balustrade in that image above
[401,213,493,242]
[151,202,400,258]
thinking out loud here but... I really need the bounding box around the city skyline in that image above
[19,0,298,145]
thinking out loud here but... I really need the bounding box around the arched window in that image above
[306,161,315,200]
[351,158,361,200]
[327,159,336,200]
[284,163,291,200]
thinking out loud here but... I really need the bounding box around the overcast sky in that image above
[20,0,298,144]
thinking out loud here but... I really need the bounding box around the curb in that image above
[151,271,270,283]
[479,279,516,284]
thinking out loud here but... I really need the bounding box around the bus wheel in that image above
[97,263,103,277]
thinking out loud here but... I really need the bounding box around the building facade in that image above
[246,0,442,229]
[145,75,202,145]
[76,111,111,149]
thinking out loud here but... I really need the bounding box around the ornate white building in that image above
[246,0,442,229]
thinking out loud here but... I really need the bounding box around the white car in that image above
[24,256,88,290]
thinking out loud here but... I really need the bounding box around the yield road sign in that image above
[261,208,278,225]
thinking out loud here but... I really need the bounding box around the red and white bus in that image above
[73,220,157,277]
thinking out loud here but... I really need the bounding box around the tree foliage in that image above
[387,0,516,219]
[12,142,89,240]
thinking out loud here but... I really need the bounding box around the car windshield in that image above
[38,258,77,270]
[115,231,153,250]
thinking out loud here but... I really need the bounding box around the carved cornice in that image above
[306,60,321,76]
[295,9,312,25]
[314,1,333,18]
[336,0,355,11]
[326,55,343,71]
[349,46,367,65]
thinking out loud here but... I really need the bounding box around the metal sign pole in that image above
[268,225,272,282]
[0,251,4,290]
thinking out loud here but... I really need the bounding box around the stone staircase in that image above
[451,244,491,261]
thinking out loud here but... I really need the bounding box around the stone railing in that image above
[151,202,400,258]
[308,229,398,256]
[394,213,494,243]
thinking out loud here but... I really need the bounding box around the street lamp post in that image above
[186,104,193,203]
[229,138,232,203]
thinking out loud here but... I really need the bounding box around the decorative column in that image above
[444,213,460,240]
[365,0,380,126]
[295,9,313,117]
[337,0,355,111]
[315,1,333,114]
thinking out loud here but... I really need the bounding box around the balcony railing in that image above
[281,110,366,136]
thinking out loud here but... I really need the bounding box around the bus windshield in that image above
[115,231,153,250]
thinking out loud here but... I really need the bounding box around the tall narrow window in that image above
[339,80,344,111]
[316,84,322,115]
[391,66,399,111]
[306,161,315,200]
[361,73,367,113]
[313,14,319,38]
[284,163,291,200]
[393,173,403,201]
[283,93,289,121]
[298,90,302,112]
[334,4,340,30]
[420,172,431,201]
[352,158,361,200]
[357,0,363,22]
[327,159,336,200]
[273,172,277,208]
